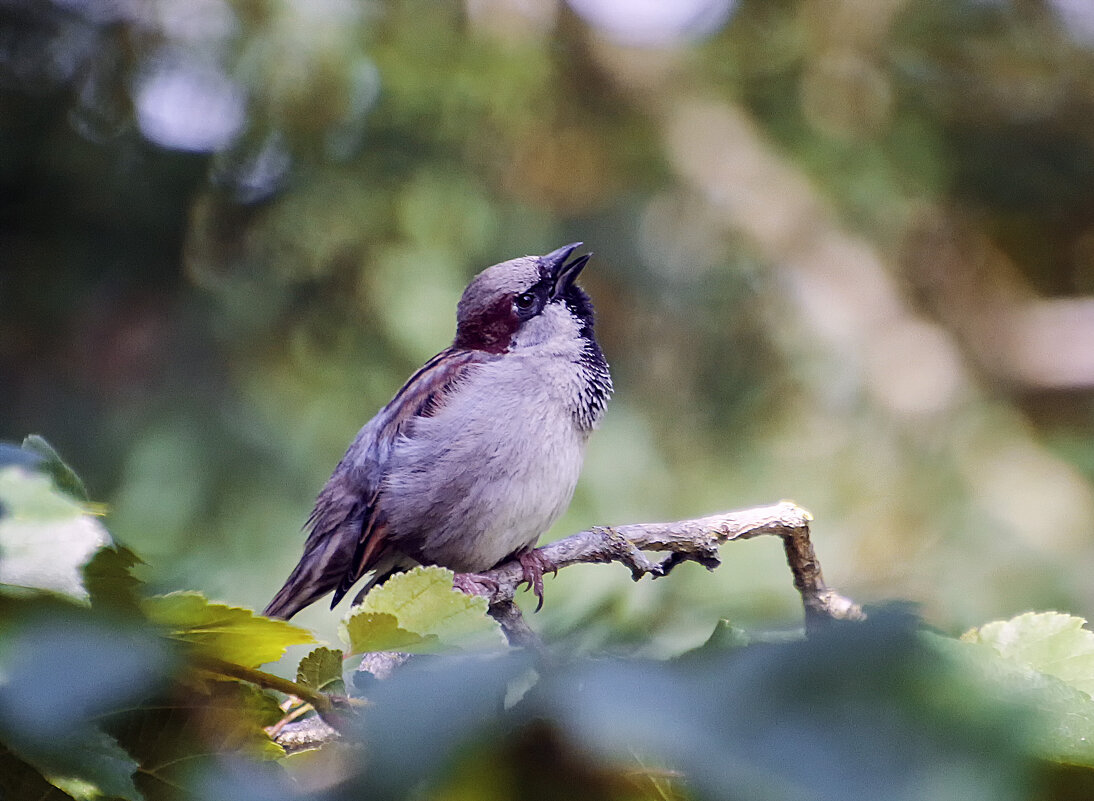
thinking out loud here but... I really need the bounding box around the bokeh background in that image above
[4,0,1094,651]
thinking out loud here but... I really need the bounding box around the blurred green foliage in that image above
[5,0,1094,793]
[6,450,1094,799]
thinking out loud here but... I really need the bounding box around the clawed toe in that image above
[453,573,499,597]
[517,550,552,612]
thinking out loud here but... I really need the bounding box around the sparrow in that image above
[263,243,612,619]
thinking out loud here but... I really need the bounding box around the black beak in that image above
[541,242,592,299]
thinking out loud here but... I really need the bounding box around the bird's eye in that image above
[515,292,536,311]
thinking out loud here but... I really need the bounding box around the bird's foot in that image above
[452,572,499,598]
[517,549,555,612]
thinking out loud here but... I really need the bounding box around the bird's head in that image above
[454,243,598,354]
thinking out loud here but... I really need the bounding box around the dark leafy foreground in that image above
[3,440,1094,801]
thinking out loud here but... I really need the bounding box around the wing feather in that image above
[263,348,489,619]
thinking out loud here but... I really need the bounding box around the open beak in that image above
[541,242,592,299]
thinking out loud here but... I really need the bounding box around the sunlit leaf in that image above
[339,566,503,654]
[296,646,345,694]
[962,612,1094,698]
[929,632,1094,766]
[342,611,440,655]
[143,591,315,667]
[0,466,110,600]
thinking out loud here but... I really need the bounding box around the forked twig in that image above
[468,501,863,646]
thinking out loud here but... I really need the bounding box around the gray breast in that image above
[380,356,589,572]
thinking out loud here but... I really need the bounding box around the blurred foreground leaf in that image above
[928,632,1094,768]
[111,679,287,791]
[21,435,89,502]
[0,744,75,800]
[963,612,1094,698]
[340,566,504,654]
[143,592,316,668]
[348,611,1038,801]
[0,599,175,801]
[0,466,110,600]
[83,544,144,615]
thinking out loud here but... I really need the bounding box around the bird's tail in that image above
[263,536,350,619]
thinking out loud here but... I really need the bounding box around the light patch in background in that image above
[210,131,293,204]
[465,0,559,39]
[154,0,238,45]
[324,57,383,161]
[866,319,965,416]
[1049,0,1094,46]
[134,54,246,152]
[799,49,893,140]
[1007,298,1094,388]
[960,436,1094,556]
[639,192,728,279]
[566,0,737,47]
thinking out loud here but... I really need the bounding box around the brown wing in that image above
[263,348,489,619]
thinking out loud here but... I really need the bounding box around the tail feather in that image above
[263,535,349,619]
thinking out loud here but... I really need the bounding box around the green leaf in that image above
[340,566,504,654]
[358,611,1036,801]
[296,646,346,694]
[343,611,441,654]
[962,612,1094,698]
[0,600,174,801]
[110,679,287,799]
[929,632,1094,766]
[0,466,110,600]
[21,435,90,502]
[143,591,315,667]
[34,729,143,801]
[0,743,78,801]
[82,544,144,614]
[686,619,753,657]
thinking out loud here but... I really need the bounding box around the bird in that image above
[263,243,612,620]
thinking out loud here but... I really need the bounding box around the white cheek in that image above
[512,304,583,351]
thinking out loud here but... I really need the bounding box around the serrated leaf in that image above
[928,632,1094,766]
[37,728,143,801]
[296,646,346,694]
[339,566,504,654]
[21,435,89,502]
[343,611,441,654]
[963,612,1094,698]
[82,544,144,614]
[143,591,315,667]
[0,466,110,600]
[110,679,287,800]
[0,743,84,801]
[0,601,173,801]
[3,713,143,801]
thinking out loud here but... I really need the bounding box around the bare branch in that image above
[273,501,862,750]
[467,501,864,643]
